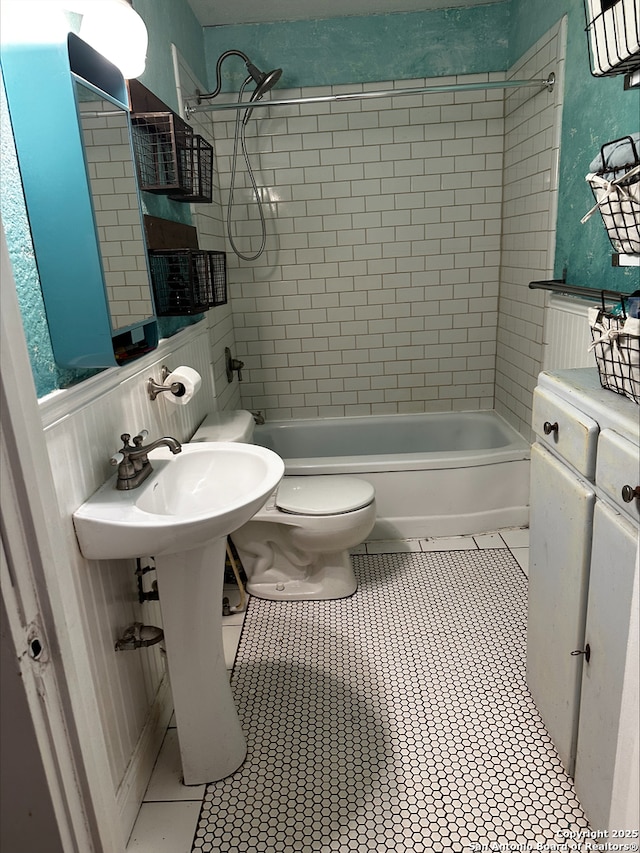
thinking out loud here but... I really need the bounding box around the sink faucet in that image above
[111,432,182,490]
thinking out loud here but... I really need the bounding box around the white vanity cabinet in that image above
[575,501,638,831]
[527,442,595,772]
[528,368,639,833]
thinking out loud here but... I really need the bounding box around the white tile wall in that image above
[495,20,567,440]
[210,73,507,419]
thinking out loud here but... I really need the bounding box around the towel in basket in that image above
[588,301,640,404]
[582,134,640,255]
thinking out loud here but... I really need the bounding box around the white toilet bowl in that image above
[191,412,376,601]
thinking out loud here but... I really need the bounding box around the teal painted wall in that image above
[510,0,639,293]
[203,4,510,92]
[134,0,205,113]
[0,79,79,393]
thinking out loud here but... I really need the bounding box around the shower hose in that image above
[226,77,269,261]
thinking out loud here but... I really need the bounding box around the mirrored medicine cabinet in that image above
[2,32,158,367]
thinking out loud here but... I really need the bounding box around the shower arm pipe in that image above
[184,73,555,116]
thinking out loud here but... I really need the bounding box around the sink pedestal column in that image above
[154,537,247,785]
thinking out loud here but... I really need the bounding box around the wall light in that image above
[0,0,148,78]
[75,0,148,79]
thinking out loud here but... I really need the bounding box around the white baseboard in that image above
[116,675,174,842]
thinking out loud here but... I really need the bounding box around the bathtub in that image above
[254,411,530,540]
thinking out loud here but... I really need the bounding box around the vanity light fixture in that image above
[75,0,148,79]
[1,0,148,79]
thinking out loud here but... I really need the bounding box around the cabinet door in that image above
[527,443,595,774]
[574,502,638,832]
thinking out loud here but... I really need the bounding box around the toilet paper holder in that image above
[147,365,186,401]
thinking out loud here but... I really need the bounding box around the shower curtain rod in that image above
[184,72,555,116]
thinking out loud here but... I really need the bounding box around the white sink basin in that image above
[73,442,285,560]
[73,438,285,785]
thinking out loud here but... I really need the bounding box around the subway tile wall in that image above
[210,74,508,420]
[495,20,566,440]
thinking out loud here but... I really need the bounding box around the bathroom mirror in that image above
[2,33,158,367]
[73,78,155,333]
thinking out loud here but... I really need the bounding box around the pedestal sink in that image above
[73,442,284,785]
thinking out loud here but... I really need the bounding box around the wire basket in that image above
[584,0,640,77]
[583,135,640,255]
[207,251,227,306]
[148,250,227,316]
[168,134,214,203]
[588,301,640,404]
[131,112,194,195]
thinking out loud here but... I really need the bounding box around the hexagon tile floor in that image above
[191,549,589,852]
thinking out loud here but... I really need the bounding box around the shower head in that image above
[247,65,283,102]
[195,49,282,105]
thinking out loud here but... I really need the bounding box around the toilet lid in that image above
[276,476,375,515]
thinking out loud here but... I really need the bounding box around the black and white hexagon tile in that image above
[192,549,589,853]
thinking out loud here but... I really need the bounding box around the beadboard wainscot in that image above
[39,319,240,840]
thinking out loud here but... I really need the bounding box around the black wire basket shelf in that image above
[148,250,227,316]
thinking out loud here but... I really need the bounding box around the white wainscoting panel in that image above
[542,295,596,371]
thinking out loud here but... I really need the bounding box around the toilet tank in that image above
[191,410,255,443]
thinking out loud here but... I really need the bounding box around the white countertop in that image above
[538,368,639,445]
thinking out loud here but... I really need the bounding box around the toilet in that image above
[191,411,376,601]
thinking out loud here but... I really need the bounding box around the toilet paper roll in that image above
[163,366,202,405]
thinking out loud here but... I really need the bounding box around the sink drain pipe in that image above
[225,539,247,614]
[136,558,159,603]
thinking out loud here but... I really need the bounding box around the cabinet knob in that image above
[621,485,640,503]
[570,643,591,663]
[543,421,558,436]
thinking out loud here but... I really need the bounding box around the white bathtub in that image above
[254,411,531,539]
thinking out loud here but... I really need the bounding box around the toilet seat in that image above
[275,476,375,516]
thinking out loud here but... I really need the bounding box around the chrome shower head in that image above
[195,50,282,104]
